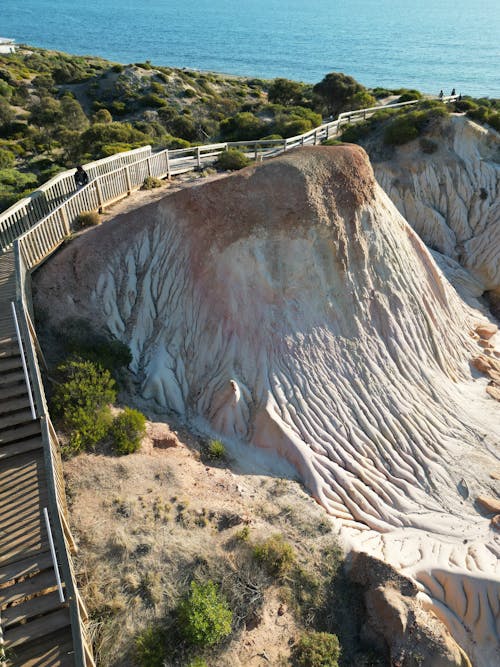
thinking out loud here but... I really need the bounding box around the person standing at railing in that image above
[74,165,89,189]
[439,90,444,100]
[451,88,456,96]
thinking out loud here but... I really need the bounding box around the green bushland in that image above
[215,149,250,171]
[252,534,296,577]
[52,359,116,453]
[110,408,146,455]
[75,210,99,228]
[177,580,232,647]
[293,631,341,667]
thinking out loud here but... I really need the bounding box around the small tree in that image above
[268,78,307,106]
[313,72,364,116]
[177,580,232,647]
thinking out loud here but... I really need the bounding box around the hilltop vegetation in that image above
[0,46,498,213]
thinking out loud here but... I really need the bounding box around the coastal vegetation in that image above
[2,45,497,212]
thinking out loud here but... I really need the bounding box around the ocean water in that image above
[1,0,499,97]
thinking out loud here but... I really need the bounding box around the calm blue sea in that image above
[1,0,499,97]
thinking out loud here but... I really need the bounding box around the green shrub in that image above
[0,148,14,169]
[216,149,250,171]
[110,408,146,455]
[141,175,162,190]
[52,359,116,453]
[187,659,208,667]
[383,116,419,145]
[177,580,232,647]
[397,89,423,102]
[207,439,226,460]
[484,111,500,131]
[75,210,99,228]
[453,99,478,112]
[134,625,166,667]
[293,631,341,667]
[253,534,295,576]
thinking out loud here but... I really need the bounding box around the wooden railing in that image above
[0,146,151,251]
[13,243,95,667]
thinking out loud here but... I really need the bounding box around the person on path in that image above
[439,90,444,100]
[451,88,456,96]
[74,165,89,189]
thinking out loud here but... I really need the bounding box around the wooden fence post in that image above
[283,139,288,152]
[95,179,104,213]
[60,205,70,236]
[125,165,132,194]
[196,147,201,169]
[146,157,152,177]
[165,150,171,179]
[313,130,318,145]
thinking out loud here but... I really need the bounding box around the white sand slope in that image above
[34,146,500,665]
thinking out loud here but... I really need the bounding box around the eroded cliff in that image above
[34,146,500,665]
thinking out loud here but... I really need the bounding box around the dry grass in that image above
[64,437,344,666]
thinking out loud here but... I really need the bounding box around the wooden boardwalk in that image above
[0,251,77,666]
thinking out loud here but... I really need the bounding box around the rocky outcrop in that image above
[34,146,500,665]
[375,115,500,295]
[347,552,472,667]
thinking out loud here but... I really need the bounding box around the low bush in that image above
[110,407,146,455]
[52,359,116,453]
[134,625,166,667]
[383,115,419,145]
[253,534,295,576]
[397,89,423,102]
[206,439,226,461]
[75,210,99,228]
[215,149,250,171]
[142,175,162,190]
[177,580,232,647]
[293,631,341,667]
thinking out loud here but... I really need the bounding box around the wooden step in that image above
[0,369,25,387]
[0,409,35,430]
[3,607,71,650]
[0,436,42,461]
[4,632,75,667]
[0,568,60,608]
[0,340,19,358]
[0,550,52,586]
[0,420,41,445]
[0,395,31,416]
[2,590,66,629]
[0,356,22,373]
[0,380,29,401]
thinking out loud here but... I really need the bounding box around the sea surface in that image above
[1,0,499,97]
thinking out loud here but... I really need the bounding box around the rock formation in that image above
[374,115,500,297]
[34,146,500,665]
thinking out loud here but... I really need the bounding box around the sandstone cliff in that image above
[374,115,500,297]
[34,146,500,666]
